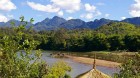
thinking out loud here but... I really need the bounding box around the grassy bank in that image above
[64,51,139,63]
[66,55,120,68]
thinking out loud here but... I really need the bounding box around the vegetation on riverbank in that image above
[114,54,140,78]
[1,22,140,52]
[65,51,139,63]
[0,17,71,78]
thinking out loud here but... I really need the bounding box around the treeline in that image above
[1,22,140,52]
[38,32,140,52]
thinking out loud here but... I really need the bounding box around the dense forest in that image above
[1,22,140,52]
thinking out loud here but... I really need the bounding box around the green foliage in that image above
[0,17,43,78]
[124,34,140,51]
[96,22,137,35]
[64,74,71,78]
[91,33,110,51]
[33,22,140,52]
[0,17,71,78]
[114,54,140,78]
[43,61,71,78]
[1,22,140,52]
[108,35,125,51]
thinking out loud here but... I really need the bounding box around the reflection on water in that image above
[41,52,119,78]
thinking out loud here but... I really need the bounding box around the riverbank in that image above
[66,55,121,68]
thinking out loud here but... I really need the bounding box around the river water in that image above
[41,52,119,78]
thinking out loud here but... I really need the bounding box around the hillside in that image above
[96,22,137,35]
[122,17,140,26]
[34,16,66,30]
[0,16,140,30]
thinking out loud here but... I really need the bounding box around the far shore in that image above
[66,55,121,68]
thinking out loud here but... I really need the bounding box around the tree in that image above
[114,54,140,78]
[43,61,71,78]
[124,34,140,51]
[91,33,109,51]
[0,17,71,78]
[108,35,125,51]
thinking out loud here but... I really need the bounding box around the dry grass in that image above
[66,55,121,68]
[65,51,139,63]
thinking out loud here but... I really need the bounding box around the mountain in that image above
[121,17,140,26]
[34,17,115,30]
[86,18,117,29]
[59,19,87,29]
[34,16,66,30]
[1,16,140,30]
[0,22,5,27]
[0,19,33,28]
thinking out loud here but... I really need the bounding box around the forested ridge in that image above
[1,22,140,52]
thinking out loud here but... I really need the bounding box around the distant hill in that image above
[121,17,140,26]
[0,19,33,28]
[96,22,137,35]
[0,22,5,27]
[34,17,116,30]
[86,18,117,29]
[0,16,140,30]
[34,16,66,30]
[59,19,87,29]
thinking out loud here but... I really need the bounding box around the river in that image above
[41,51,119,78]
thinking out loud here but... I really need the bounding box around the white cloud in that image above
[51,0,81,13]
[129,0,140,17]
[27,1,60,13]
[135,0,140,3]
[0,14,8,22]
[85,13,94,19]
[105,14,110,17]
[81,11,101,20]
[57,11,63,16]
[121,17,126,20]
[0,0,16,11]
[27,0,102,18]
[67,17,73,20]
[80,13,93,19]
[83,3,101,19]
[27,0,81,13]
[85,3,96,12]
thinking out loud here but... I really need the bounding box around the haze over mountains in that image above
[0,16,140,30]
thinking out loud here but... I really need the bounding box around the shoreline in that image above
[66,55,121,68]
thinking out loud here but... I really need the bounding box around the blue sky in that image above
[0,0,139,23]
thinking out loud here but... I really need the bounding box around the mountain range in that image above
[0,16,140,30]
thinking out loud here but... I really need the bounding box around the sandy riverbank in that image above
[66,55,121,68]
